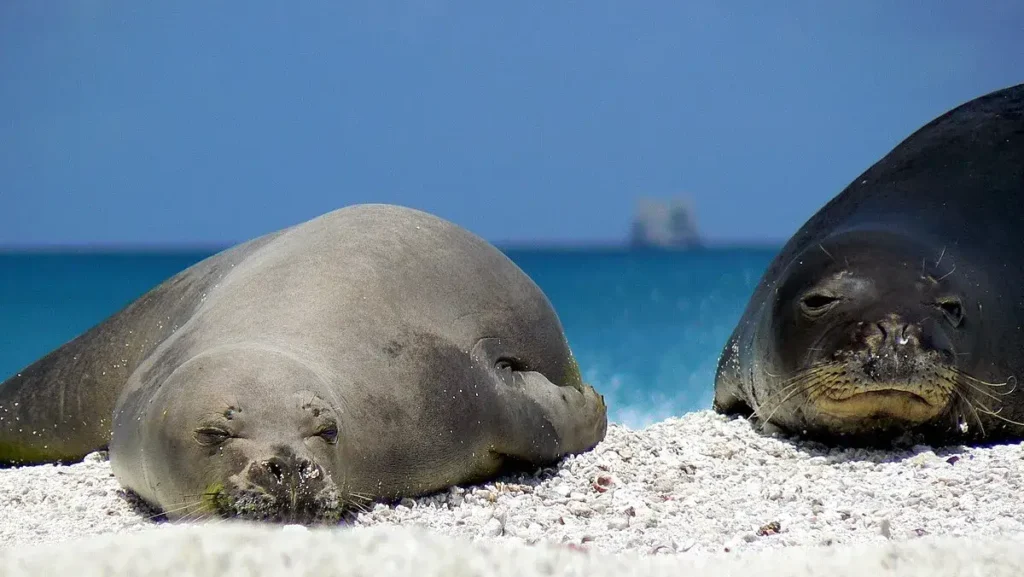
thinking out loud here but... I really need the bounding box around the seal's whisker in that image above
[347,492,379,514]
[202,515,233,528]
[750,369,818,416]
[346,491,375,505]
[761,363,832,385]
[751,374,814,419]
[756,376,833,425]
[967,399,1024,427]
[960,395,987,438]
[936,264,956,281]
[763,379,831,425]
[156,500,204,516]
[343,499,373,515]
[153,499,206,521]
[952,369,1017,391]
[819,244,835,263]
[176,510,207,524]
[754,367,835,418]
[943,382,985,435]
[179,492,220,499]
[949,374,1014,402]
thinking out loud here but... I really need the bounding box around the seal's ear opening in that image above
[935,296,965,327]
[494,356,525,372]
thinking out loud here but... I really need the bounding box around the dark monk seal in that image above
[0,204,608,523]
[714,83,1024,446]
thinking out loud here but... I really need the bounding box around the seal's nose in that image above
[875,321,909,345]
[251,453,322,487]
[232,448,335,524]
[865,316,919,350]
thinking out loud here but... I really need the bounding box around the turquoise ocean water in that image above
[0,248,777,429]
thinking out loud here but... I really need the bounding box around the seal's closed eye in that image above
[194,426,232,446]
[800,292,841,317]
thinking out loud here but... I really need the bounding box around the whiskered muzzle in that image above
[208,482,342,524]
[206,453,344,524]
[754,357,1020,440]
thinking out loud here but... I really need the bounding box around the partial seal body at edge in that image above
[714,83,1024,446]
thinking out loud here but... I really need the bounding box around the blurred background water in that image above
[0,247,777,428]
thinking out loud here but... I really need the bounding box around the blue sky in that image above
[1,1,1022,247]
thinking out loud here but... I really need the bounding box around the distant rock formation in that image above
[629,197,702,249]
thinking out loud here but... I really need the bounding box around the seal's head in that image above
[756,229,1007,443]
[111,344,350,524]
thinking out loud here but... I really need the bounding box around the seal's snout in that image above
[210,446,340,525]
[803,313,955,425]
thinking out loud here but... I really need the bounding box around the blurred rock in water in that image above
[629,197,702,249]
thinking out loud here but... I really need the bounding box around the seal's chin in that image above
[813,385,947,424]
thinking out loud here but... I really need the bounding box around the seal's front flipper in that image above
[493,372,608,466]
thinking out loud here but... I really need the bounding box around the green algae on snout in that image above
[201,482,229,515]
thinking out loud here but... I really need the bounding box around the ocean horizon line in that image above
[0,239,785,254]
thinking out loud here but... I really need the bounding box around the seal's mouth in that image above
[755,350,1022,444]
[794,344,955,423]
[760,351,957,427]
[814,386,944,422]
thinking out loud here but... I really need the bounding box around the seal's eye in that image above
[800,292,841,317]
[193,426,232,446]
[316,423,339,444]
[935,297,964,327]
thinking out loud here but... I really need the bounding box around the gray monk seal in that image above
[714,82,1024,447]
[0,204,608,522]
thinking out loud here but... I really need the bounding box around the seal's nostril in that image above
[896,324,908,345]
[264,458,286,482]
[297,459,320,480]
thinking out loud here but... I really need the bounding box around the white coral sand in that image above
[3,410,1024,575]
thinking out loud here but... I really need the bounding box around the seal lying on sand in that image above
[0,204,608,523]
[714,83,1024,447]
